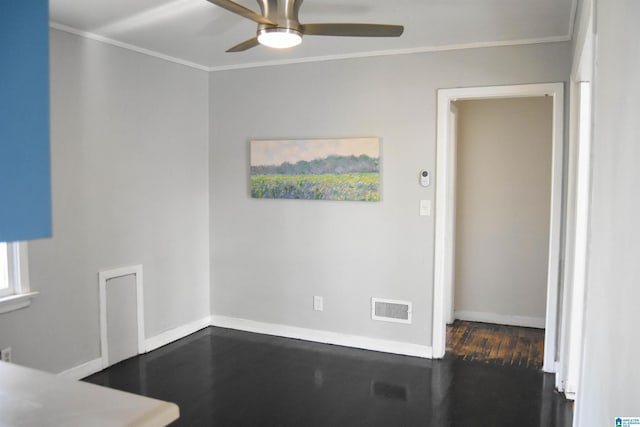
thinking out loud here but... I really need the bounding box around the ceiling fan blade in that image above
[302,23,404,37]
[226,37,260,52]
[207,0,275,25]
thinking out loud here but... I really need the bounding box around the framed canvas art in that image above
[250,138,380,201]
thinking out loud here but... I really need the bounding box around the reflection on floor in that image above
[447,320,545,369]
[84,327,571,427]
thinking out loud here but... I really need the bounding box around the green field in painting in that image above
[251,173,379,201]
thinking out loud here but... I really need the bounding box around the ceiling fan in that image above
[206,0,404,52]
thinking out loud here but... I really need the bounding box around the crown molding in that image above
[50,21,571,73]
[208,35,571,72]
[49,22,210,72]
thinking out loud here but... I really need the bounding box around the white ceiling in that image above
[49,0,576,70]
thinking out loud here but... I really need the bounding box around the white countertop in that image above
[0,361,179,427]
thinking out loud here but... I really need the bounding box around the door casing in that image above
[432,83,564,373]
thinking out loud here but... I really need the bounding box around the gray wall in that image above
[575,0,640,424]
[453,97,553,324]
[0,30,210,373]
[209,42,571,347]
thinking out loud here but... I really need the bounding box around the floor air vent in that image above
[371,381,409,402]
[371,298,412,324]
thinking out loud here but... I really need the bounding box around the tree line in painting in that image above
[250,154,378,176]
[251,155,379,201]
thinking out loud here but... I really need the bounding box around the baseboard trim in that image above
[144,315,212,353]
[57,316,212,380]
[58,358,103,380]
[57,314,430,380]
[454,310,545,329]
[210,315,432,358]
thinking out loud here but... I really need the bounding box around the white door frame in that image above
[557,0,594,400]
[557,78,590,398]
[444,102,458,325]
[432,83,564,373]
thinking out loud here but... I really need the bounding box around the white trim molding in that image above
[210,315,432,359]
[207,36,571,72]
[145,316,212,353]
[0,291,40,315]
[432,83,564,374]
[454,311,545,329]
[98,265,145,369]
[49,23,210,72]
[0,242,38,315]
[49,20,571,73]
[57,316,211,381]
[58,358,104,380]
[556,1,593,404]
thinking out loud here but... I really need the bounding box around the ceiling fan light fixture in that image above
[257,27,302,49]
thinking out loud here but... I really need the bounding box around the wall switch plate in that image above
[1,347,12,363]
[420,200,431,216]
[313,296,323,312]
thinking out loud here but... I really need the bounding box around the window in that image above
[0,243,9,296]
[0,242,38,314]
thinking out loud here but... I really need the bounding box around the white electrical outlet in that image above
[1,347,12,363]
[313,296,323,312]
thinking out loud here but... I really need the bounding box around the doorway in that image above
[432,83,564,373]
[447,96,552,369]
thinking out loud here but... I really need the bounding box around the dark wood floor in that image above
[447,320,545,369]
[84,327,572,427]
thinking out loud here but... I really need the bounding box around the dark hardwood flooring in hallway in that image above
[84,327,572,427]
[447,320,545,369]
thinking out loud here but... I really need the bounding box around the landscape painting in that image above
[250,138,380,201]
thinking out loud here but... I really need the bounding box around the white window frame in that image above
[0,243,11,298]
[0,242,38,315]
